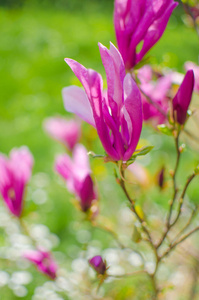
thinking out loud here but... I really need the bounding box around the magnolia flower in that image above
[43,116,81,151]
[63,42,142,162]
[0,147,33,217]
[184,62,199,93]
[137,65,172,124]
[55,144,97,212]
[114,0,178,69]
[89,256,106,275]
[172,70,195,125]
[24,249,57,279]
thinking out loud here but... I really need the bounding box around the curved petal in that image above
[98,42,125,113]
[62,86,95,127]
[123,74,143,161]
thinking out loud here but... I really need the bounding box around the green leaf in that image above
[157,124,173,136]
[134,146,154,157]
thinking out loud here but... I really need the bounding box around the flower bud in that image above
[89,256,106,275]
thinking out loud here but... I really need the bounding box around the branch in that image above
[156,132,181,248]
[160,226,199,260]
[170,173,196,228]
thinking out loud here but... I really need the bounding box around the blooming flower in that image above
[55,144,97,212]
[114,0,178,69]
[184,61,199,93]
[137,65,172,124]
[172,70,195,125]
[89,256,106,275]
[63,42,142,162]
[24,249,57,279]
[43,116,81,151]
[0,147,33,217]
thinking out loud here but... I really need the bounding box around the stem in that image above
[172,206,198,245]
[156,132,181,248]
[160,226,199,260]
[167,133,181,224]
[118,167,160,298]
[170,173,196,228]
[119,170,154,246]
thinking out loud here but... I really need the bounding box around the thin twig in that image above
[160,226,199,260]
[156,132,181,248]
[170,173,196,228]
[170,206,198,245]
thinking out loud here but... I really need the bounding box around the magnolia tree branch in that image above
[160,226,199,260]
[156,132,181,248]
[118,168,160,299]
[170,173,196,228]
[171,206,198,245]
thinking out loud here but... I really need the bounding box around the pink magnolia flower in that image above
[55,144,97,212]
[0,147,33,217]
[184,62,199,93]
[137,65,172,124]
[114,0,178,69]
[172,70,195,125]
[24,249,57,279]
[43,116,81,151]
[63,42,142,162]
[89,256,106,275]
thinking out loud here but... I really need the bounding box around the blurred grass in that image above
[0,2,199,299]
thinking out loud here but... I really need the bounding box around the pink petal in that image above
[123,74,142,161]
[62,86,95,127]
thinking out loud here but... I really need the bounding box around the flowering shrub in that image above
[0,1,199,300]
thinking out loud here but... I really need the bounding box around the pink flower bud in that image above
[89,256,106,275]
[24,249,58,280]
[55,144,97,212]
[172,70,195,125]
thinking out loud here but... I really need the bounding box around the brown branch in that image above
[170,173,196,228]
[156,133,181,248]
[160,226,199,260]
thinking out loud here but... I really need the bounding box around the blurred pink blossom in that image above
[127,161,150,187]
[114,0,178,69]
[55,144,97,212]
[137,65,172,124]
[63,42,142,161]
[43,116,81,150]
[0,147,33,217]
[24,249,57,279]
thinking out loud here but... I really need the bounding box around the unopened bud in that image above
[89,256,106,275]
